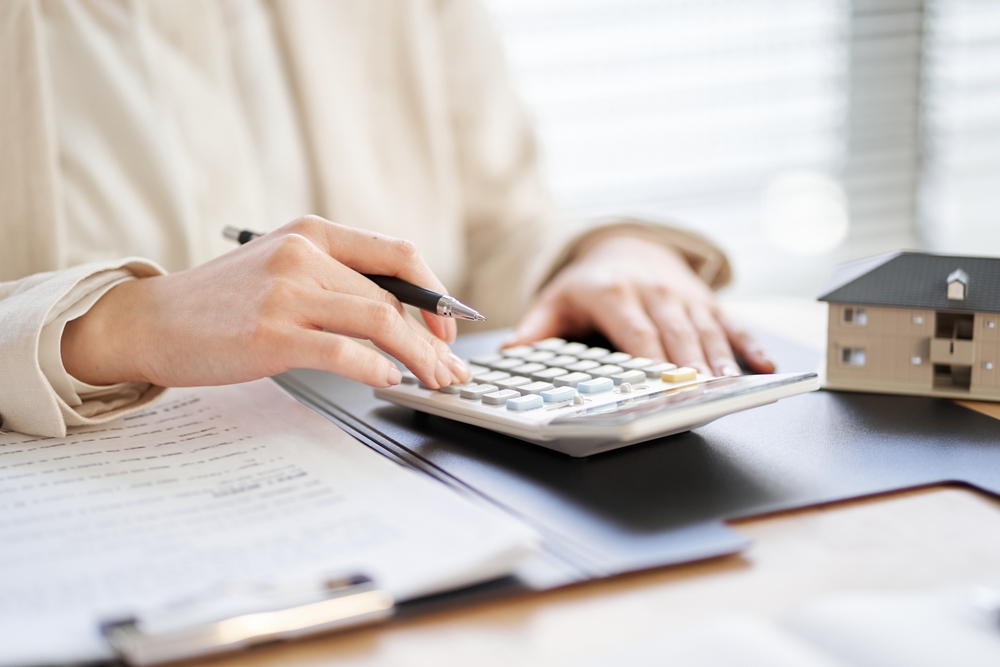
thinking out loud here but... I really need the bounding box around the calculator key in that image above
[460,384,499,400]
[400,370,418,384]
[548,355,579,368]
[591,364,624,378]
[474,370,512,383]
[501,346,534,358]
[662,367,698,383]
[466,364,490,376]
[566,360,600,372]
[541,386,577,403]
[439,383,474,395]
[556,342,589,355]
[490,357,527,371]
[531,367,569,382]
[517,381,555,395]
[482,389,521,405]
[495,376,531,390]
[470,354,503,366]
[619,357,654,370]
[511,362,547,376]
[523,350,556,363]
[611,370,646,385]
[533,337,567,350]
[553,372,592,388]
[506,394,544,411]
[577,347,610,360]
[643,362,677,378]
[602,352,632,365]
[578,377,614,393]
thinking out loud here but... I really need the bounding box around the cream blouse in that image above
[0,0,730,437]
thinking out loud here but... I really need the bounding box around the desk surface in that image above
[203,298,1000,667]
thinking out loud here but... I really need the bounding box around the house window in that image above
[843,307,868,326]
[841,347,866,366]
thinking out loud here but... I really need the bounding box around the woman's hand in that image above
[505,235,775,376]
[61,216,471,389]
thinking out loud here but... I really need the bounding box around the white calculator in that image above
[374,338,820,457]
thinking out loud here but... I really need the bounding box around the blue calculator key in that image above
[541,386,576,403]
[577,377,614,394]
[506,394,544,411]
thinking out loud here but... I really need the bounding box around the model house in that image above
[818,252,1000,401]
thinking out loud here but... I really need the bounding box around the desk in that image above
[202,298,1000,667]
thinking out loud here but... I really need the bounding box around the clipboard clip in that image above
[101,575,394,666]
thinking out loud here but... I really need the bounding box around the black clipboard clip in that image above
[101,575,394,666]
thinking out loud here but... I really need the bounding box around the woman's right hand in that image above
[61,216,471,390]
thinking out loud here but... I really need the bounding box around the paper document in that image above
[0,379,537,666]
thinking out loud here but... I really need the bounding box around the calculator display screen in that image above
[549,373,817,427]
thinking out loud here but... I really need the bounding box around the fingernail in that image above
[435,360,452,387]
[449,353,471,383]
[386,366,402,385]
[720,363,742,377]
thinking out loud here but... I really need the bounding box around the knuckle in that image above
[392,237,421,263]
[267,233,312,271]
[369,302,400,330]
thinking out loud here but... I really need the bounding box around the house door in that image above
[931,312,974,390]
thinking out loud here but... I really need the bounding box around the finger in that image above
[302,291,452,388]
[504,298,567,348]
[420,309,456,344]
[283,216,457,342]
[586,287,666,361]
[718,313,776,373]
[646,298,710,374]
[399,307,471,383]
[285,330,403,387]
[688,305,741,376]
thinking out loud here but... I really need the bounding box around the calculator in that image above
[374,338,820,457]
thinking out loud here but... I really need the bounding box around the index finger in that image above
[283,216,457,342]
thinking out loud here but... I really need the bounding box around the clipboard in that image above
[101,575,393,666]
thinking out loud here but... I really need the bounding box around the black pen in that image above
[223,226,486,321]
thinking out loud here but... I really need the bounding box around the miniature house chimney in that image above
[947,269,969,301]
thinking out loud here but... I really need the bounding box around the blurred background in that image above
[483,0,1000,297]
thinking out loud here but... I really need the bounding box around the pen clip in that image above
[101,575,394,666]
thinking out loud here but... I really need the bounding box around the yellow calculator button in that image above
[662,367,697,383]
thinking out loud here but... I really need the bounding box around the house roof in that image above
[818,251,1000,313]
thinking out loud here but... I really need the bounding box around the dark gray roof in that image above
[818,251,1000,313]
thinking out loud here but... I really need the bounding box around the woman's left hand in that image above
[504,235,775,376]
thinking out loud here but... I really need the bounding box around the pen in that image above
[223,226,486,321]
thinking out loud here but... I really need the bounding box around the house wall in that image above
[826,304,934,388]
[972,313,1000,389]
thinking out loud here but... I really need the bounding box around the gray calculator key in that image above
[576,347,610,360]
[400,370,418,384]
[482,389,521,405]
[517,381,554,395]
[619,357,654,370]
[611,370,646,385]
[532,367,569,382]
[548,355,579,367]
[556,342,589,355]
[533,337,567,350]
[553,372,592,388]
[470,354,503,366]
[501,346,534,358]
[566,360,600,372]
[460,384,499,400]
[591,364,624,377]
[495,376,531,390]
[511,362,547,375]
[541,386,576,403]
[643,362,678,378]
[466,364,490,376]
[523,350,556,363]
[602,352,632,365]
[439,382,474,394]
[578,377,614,393]
[490,357,527,371]
[506,394,544,411]
[474,370,511,383]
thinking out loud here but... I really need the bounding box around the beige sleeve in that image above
[439,1,730,330]
[0,259,167,437]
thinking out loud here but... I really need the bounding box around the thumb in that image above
[503,301,565,348]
